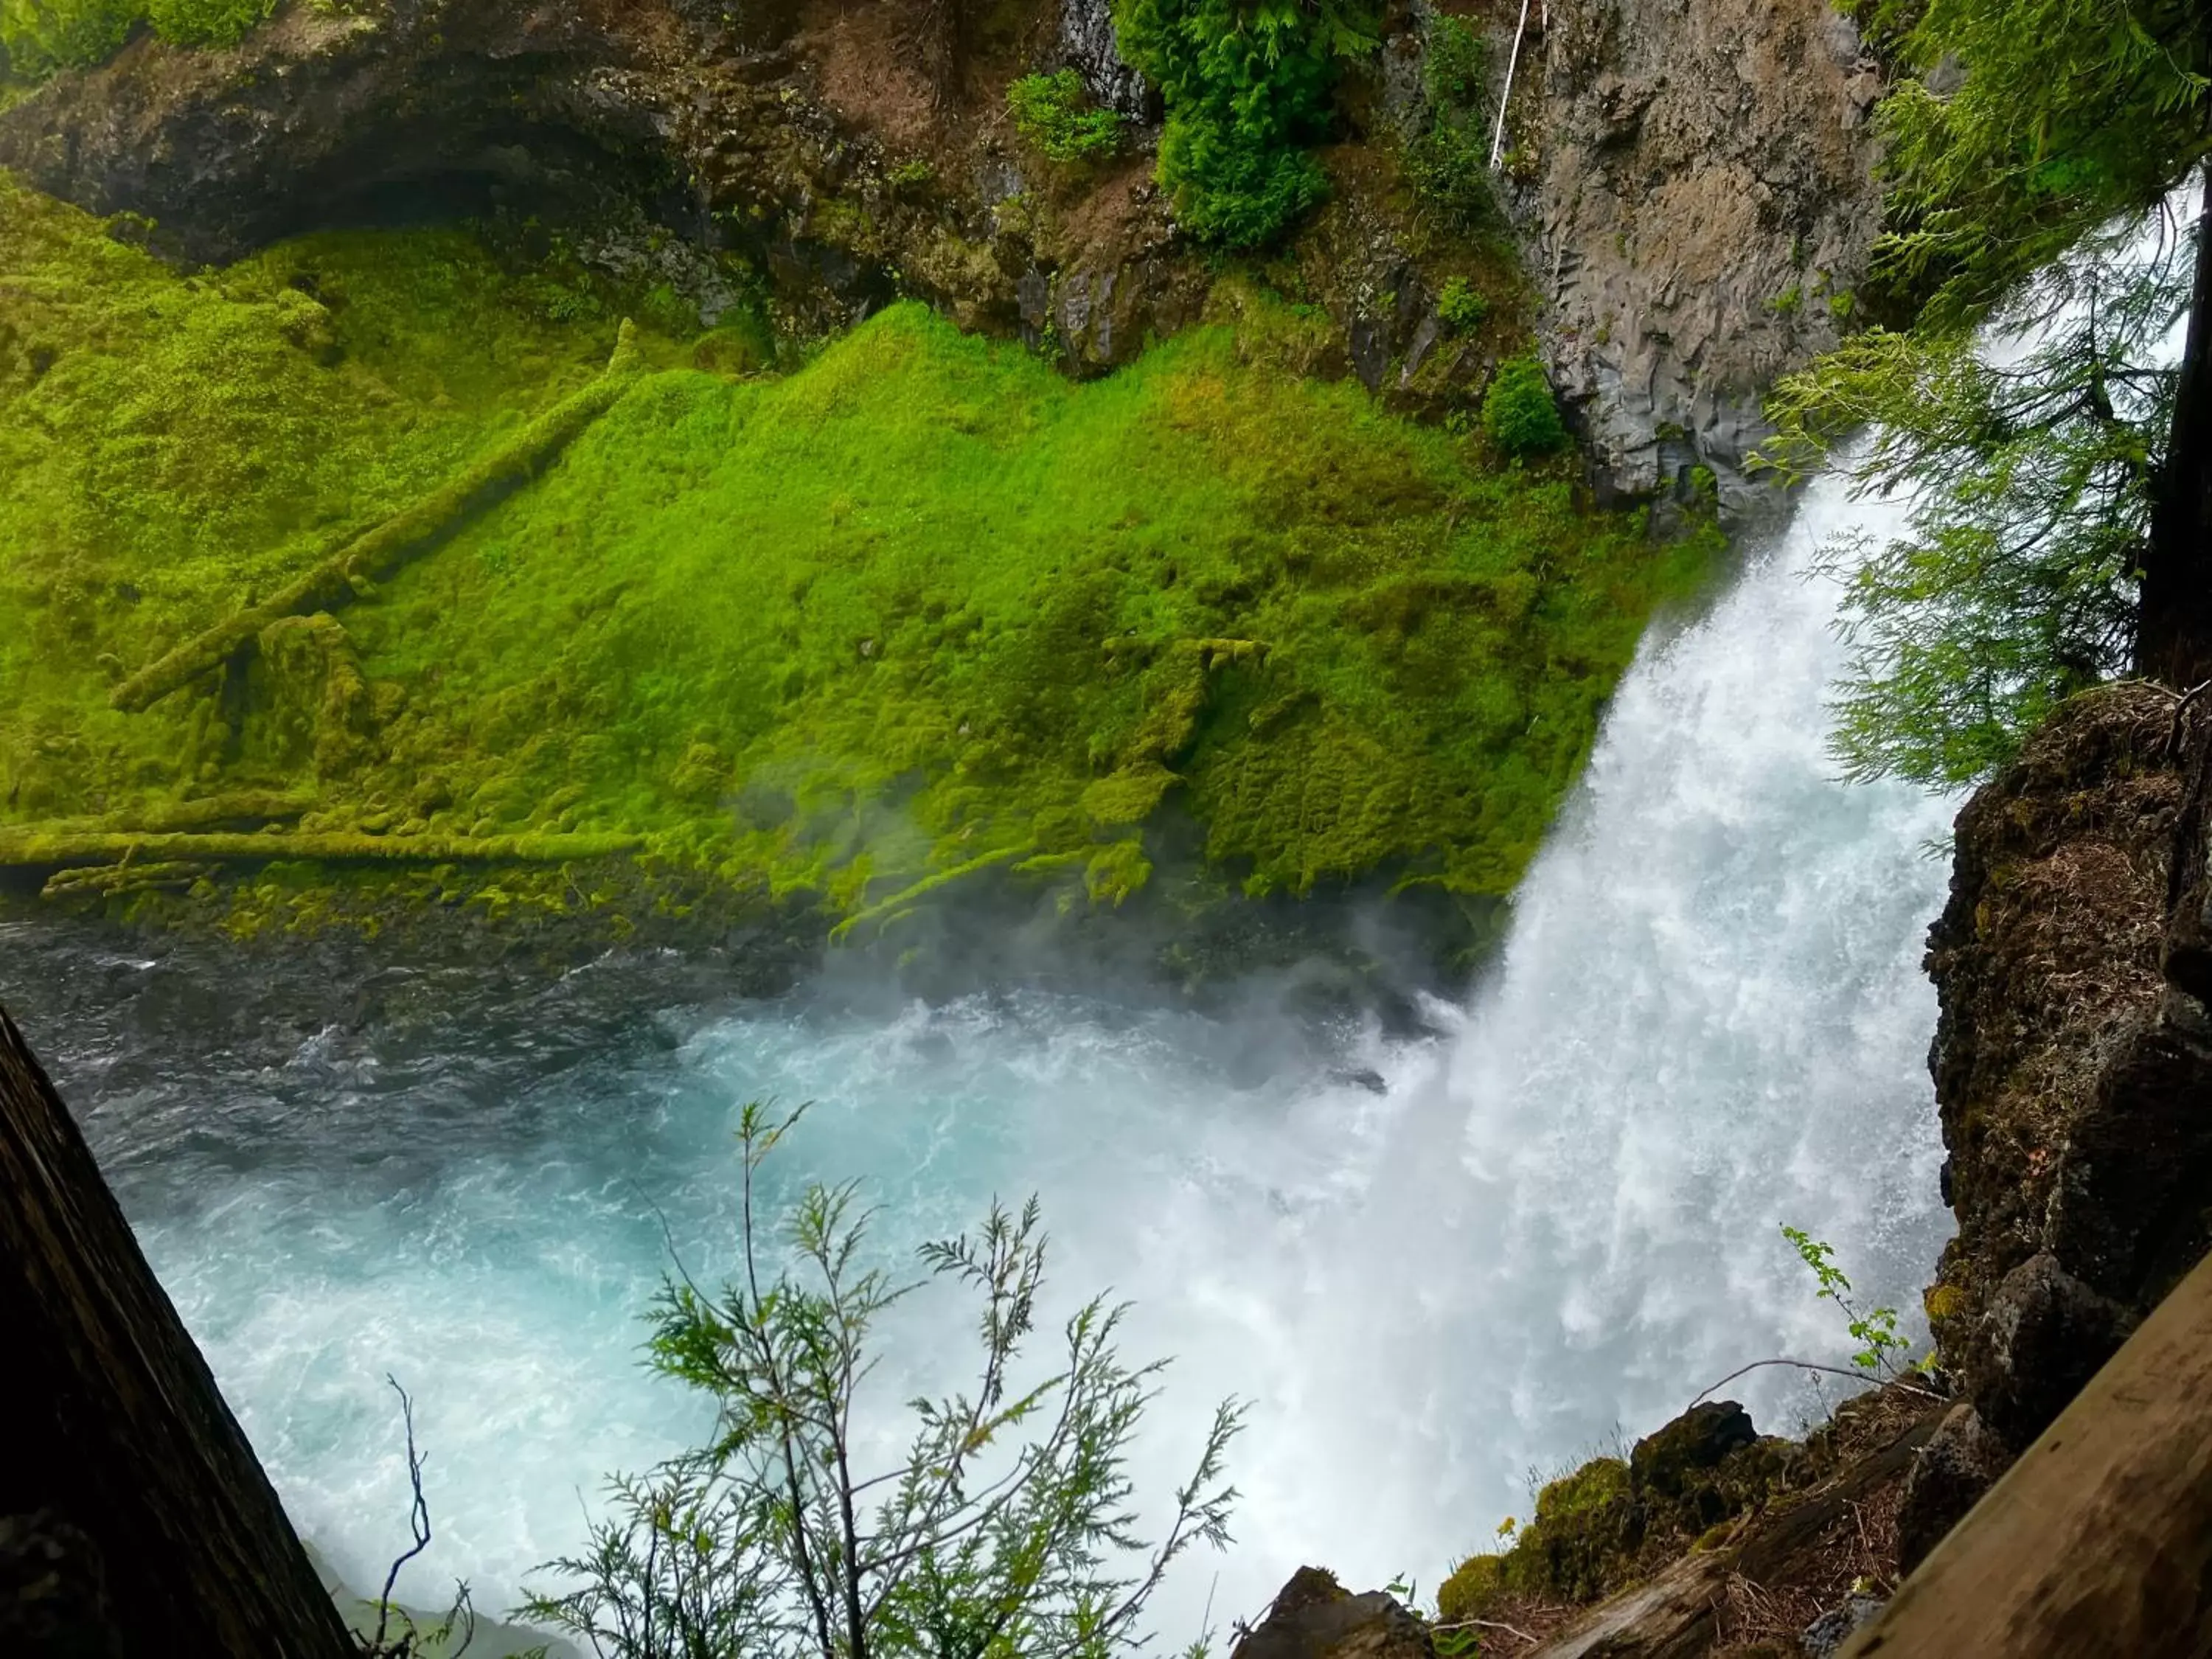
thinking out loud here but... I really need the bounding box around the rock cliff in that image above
[0,0,1879,500]
[1902,683,2212,1558]
[1513,0,1883,504]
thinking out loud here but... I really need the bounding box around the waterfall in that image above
[15,463,1960,1641]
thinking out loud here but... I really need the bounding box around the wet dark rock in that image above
[1630,1400,1758,1499]
[1965,1253,2132,1450]
[1060,0,1147,116]
[1232,1568,1435,1659]
[1798,1594,1882,1657]
[1924,686,2212,1464]
[1893,1403,2009,1575]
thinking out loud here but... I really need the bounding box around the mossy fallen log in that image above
[0,829,644,869]
[111,322,646,713]
[35,791,316,834]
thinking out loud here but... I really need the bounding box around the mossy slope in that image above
[0,175,1711,939]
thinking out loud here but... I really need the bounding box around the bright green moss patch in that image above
[0,175,1714,940]
[1,0,271,77]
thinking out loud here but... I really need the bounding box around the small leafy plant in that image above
[1481,356,1567,457]
[521,1102,1243,1659]
[1436,277,1489,333]
[1402,13,1495,232]
[1007,69,1124,164]
[1781,1225,1911,1376]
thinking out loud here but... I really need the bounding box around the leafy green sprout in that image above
[1780,1225,1913,1376]
[1436,278,1490,333]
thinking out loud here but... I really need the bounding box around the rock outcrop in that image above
[1514,0,1883,504]
[0,0,1879,495]
[1432,1387,1942,1655]
[1234,1568,1436,1659]
[1901,683,2212,1558]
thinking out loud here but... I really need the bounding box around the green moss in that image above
[1438,1456,1639,1621]
[0,174,1716,939]
[1434,1553,1502,1625]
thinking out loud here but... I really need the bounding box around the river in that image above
[0,464,1957,1643]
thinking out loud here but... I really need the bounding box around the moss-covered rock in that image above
[0,178,1717,955]
[1437,1402,1797,1625]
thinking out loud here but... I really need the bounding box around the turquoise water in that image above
[7,468,1958,1644]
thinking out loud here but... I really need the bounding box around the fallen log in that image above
[29,791,316,835]
[111,321,644,713]
[1840,1245,2212,1658]
[0,828,643,869]
[0,1003,357,1658]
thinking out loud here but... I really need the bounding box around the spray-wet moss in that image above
[0,175,1718,939]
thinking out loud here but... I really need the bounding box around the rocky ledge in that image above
[0,0,1878,503]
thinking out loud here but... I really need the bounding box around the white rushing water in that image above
[104,466,1956,1641]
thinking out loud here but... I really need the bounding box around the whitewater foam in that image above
[60,467,1958,1641]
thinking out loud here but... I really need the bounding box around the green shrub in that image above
[1402,13,1495,232]
[1481,355,1566,456]
[1436,276,1489,333]
[1111,0,1379,249]
[1,0,137,75]
[1,0,268,76]
[145,0,270,46]
[1006,67,1124,164]
[522,1104,1244,1659]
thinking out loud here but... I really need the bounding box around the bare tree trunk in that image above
[2137,165,2212,687]
[0,1003,357,1659]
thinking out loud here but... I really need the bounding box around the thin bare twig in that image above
[369,1375,434,1657]
[1688,1359,1944,1413]
[1434,1615,1541,1644]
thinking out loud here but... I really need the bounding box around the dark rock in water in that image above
[1233,1567,1434,1659]
[1893,1403,2010,1575]
[0,1513,122,1659]
[1630,1399,1758,1498]
[1798,1593,1884,1657]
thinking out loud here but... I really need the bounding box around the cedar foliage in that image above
[1110,0,1377,248]
[1761,0,2212,785]
[520,1103,1242,1659]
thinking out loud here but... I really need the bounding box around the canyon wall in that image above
[0,0,1880,504]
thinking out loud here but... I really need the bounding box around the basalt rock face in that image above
[0,0,1185,352]
[2,0,1876,485]
[1516,0,1884,505]
[1907,684,2212,1541]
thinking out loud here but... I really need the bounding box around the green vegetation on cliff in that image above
[1762,0,2209,785]
[0,0,265,77]
[1112,0,1378,248]
[0,174,1711,939]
